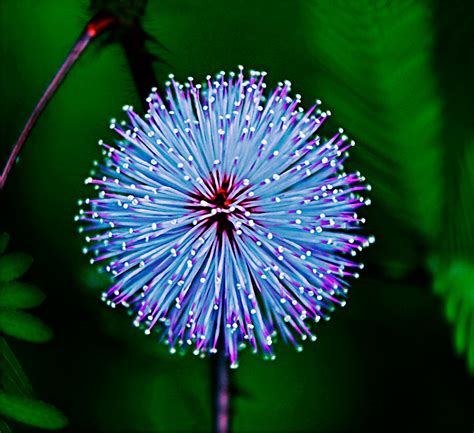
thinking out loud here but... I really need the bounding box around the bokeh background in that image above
[1,0,473,431]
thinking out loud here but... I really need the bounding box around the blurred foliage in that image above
[310,0,442,250]
[433,260,474,373]
[433,0,474,376]
[310,0,474,377]
[0,0,473,431]
[0,234,67,430]
[430,139,474,374]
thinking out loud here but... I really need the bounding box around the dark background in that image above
[1,0,473,431]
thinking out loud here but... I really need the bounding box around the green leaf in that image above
[0,253,33,283]
[0,309,52,343]
[0,282,45,309]
[0,234,9,255]
[0,337,33,396]
[0,392,68,430]
[433,260,474,375]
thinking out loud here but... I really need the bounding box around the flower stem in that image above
[212,348,231,433]
[0,13,115,190]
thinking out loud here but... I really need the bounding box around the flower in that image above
[77,68,373,368]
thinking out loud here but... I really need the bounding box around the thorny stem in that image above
[121,25,158,104]
[212,346,232,433]
[0,14,115,190]
[1,7,234,432]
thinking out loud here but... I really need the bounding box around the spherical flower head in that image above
[78,68,373,368]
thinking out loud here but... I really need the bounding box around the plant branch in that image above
[0,14,116,190]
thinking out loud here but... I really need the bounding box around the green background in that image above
[1,0,473,431]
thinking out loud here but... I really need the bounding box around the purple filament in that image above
[78,68,373,367]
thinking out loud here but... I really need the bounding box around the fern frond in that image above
[431,141,474,374]
[0,235,68,429]
[432,260,474,374]
[310,0,443,243]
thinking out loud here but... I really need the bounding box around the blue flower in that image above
[78,68,373,367]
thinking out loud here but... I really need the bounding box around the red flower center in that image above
[187,172,258,240]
